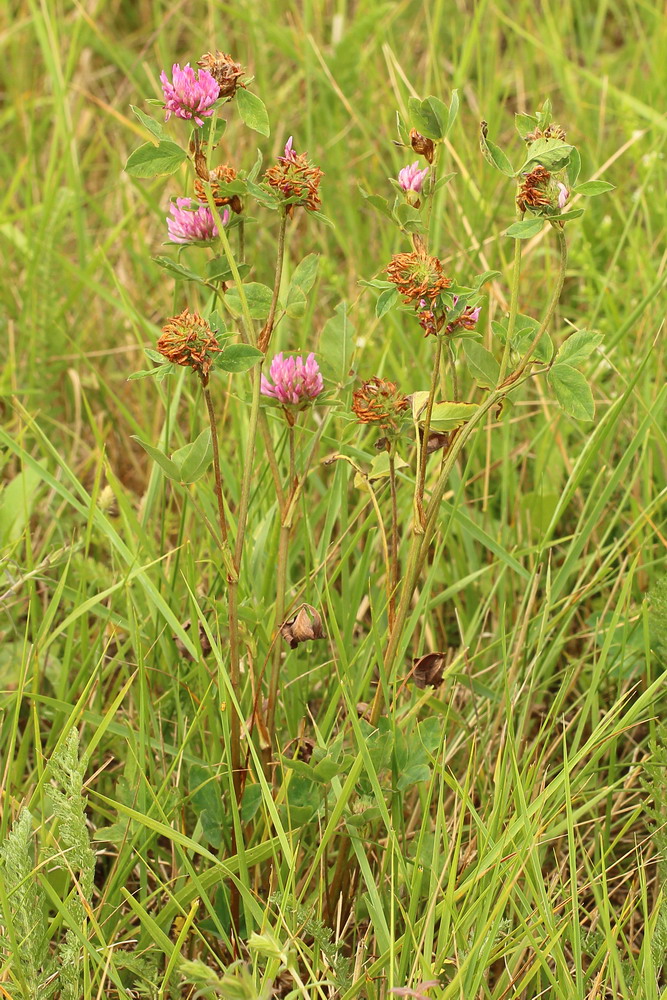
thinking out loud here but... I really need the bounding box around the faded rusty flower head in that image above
[524,122,567,143]
[352,377,409,433]
[166,198,229,244]
[160,63,220,126]
[409,128,435,164]
[264,136,324,214]
[197,50,245,98]
[157,309,221,383]
[412,651,447,689]
[194,163,243,214]
[517,165,569,215]
[280,604,325,649]
[386,250,451,304]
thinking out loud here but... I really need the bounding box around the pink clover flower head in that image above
[398,161,429,193]
[280,136,300,163]
[261,352,324,406]
[167,198,229,244]
[160,63,220,126]
[557,182,569,210]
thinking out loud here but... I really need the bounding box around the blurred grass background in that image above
[1,0,666,997]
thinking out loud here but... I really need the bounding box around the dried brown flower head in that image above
[412,651,447,689]
[198,50,245,98]
[173,617,213,661]
[516,165,552,213]
[157,309,221,384]
[280,604,325,649]
[524,122,567,143]
[194,163,243,214]
[352,377,409,432]
[264,138,323,214]
[409,128,435,164]
[386,251,451,304]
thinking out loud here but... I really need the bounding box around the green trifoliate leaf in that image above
[574,180,615,196]
[290,253,320,295]
[285,285,307,318]
[522,137,573,171]
[236,88,270,136]
[359,186,394,220]
[131,105,169,142]
[171,428,213,483]
[447,90,460,135]
[376,285,399,318]
[320,302,354,384]
[224,282,274,319]
[504,218,545,239]
[479,122,515,176]
[515,112,538,138]
[153,256,205,283]
[131,437,181,480]
[548,364,595,420]
[412,397,478,431]
[125,140,187,177]
[127,363,173,381]
[215,344,264,373]
[407,96,442,140]
[556,330,603,366]
[566,147,581,188]
[463,341,500,389]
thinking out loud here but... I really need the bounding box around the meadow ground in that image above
[1,1,666,997]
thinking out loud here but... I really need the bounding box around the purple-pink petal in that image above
[166,198,228,243]
[161,63,220,126]
[398,160,429,193]
[557,182,569,210]
[261,351,324,406]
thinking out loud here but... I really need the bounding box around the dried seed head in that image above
[386,251,451,304]
[516,165,553,213]
[264,137,324,214]
[157,309,221,384]
[194,163,243,213]
[351,377,409,432]
[280,604,325,649]
[409,128,435,164]
[197,50,245,98]
[524,122,567,143]
[412,651,447,689]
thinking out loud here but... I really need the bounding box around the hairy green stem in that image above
[259,211,288,353]
[498,224,523,386]
[415,335,443,530]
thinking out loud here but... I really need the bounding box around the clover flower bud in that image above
[280,604,325,648]
[412,651,447,689]
[160,63,220,127]
[260,352,324,407]
[398,161,429,194]
[166,198,229,244]
[409,128,436,164]
[557,182,569,210]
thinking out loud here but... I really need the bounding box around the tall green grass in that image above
[0,0,666,997]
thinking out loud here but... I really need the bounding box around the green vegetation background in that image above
[0,0,666,997]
